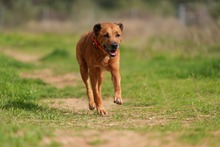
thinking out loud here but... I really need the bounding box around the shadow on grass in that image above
[1,99,89,117]
[1,99,46,111]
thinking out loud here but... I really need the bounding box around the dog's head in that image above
[93,22,123,57]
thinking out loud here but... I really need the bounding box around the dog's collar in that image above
[93,37,103,50]
[93,36,112,57]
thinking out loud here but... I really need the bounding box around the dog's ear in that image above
[93,23,101,36]
[115,23,123,32]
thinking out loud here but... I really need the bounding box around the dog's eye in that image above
[103,33,109,38]
[116,34,120,38]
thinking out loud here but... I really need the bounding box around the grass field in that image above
[0,30,220,147]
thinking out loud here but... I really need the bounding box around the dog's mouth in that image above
[104,45,117,57]
[109,49,117,57]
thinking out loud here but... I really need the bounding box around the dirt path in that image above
[39,97,203,147]
[42,129,193,147]
[0,48,80,88]
[41,98,115,111]
[0,48,41,62]
[20,69,80,88]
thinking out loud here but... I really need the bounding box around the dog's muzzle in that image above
[104,42,119,57]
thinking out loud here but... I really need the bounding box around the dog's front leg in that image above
[111,69,123,105]
[90,68,107,115]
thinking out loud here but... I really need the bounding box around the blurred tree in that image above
[209,0,220,20]
[0,0,35,26]
[41,0,75,12]
[95,0,118,9]
[0,0,14,9]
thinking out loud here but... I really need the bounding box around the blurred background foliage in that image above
[0,0,220,27]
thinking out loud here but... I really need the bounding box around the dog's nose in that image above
[111,42,118,50]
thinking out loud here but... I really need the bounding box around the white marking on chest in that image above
[102,56,110,66]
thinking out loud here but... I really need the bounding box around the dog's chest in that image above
[95,56,111,70]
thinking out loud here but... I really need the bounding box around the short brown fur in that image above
[76,22,123,115]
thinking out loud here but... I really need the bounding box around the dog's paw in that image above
[96,106,108,116]
[114,97,123,105]
[89,102,96,110]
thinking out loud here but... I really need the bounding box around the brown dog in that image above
[76,22,123,115]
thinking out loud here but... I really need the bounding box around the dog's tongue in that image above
[109,50,116,57]
[110,52,116,56]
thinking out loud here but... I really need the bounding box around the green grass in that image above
[0,31,220,147]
